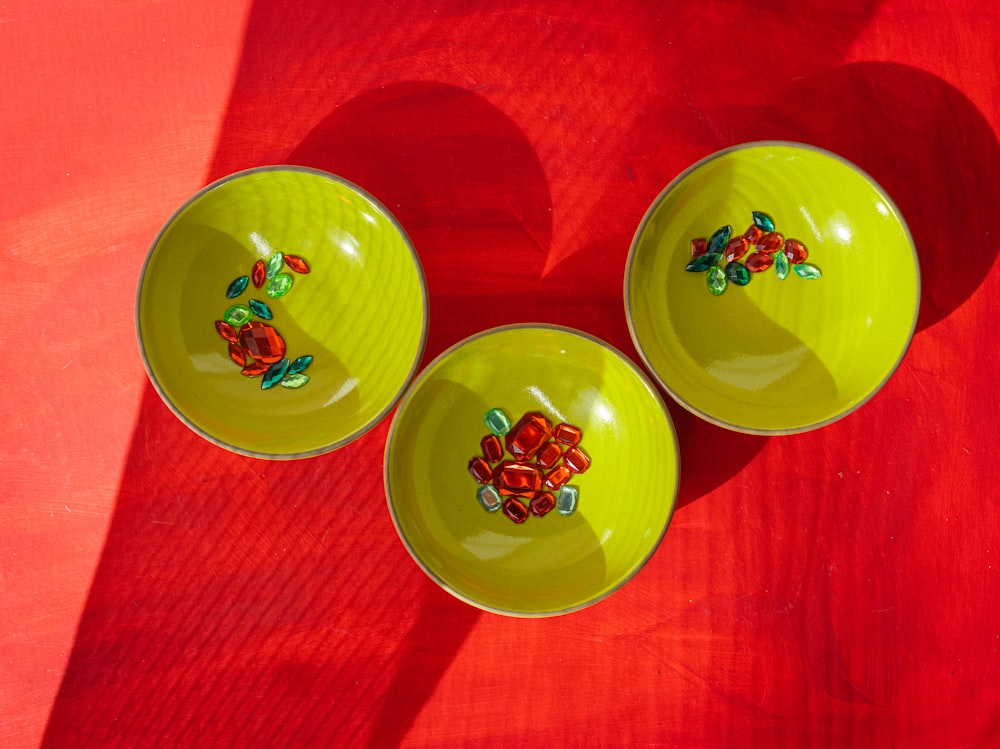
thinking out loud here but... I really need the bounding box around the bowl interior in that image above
[137,167,427,457]
[626,143,920,434]
[385,326,679,616]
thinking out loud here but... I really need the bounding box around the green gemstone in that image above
[226,276,249,299]
[223,304,253,327]
[752,211,775,232]
[266,273,294,298]
[485,408,512,436]
[707,265,728,295]
[266,253,285,279]
[556,485,579,515]
[775,251,790,280]
[261,359,290,390]
[707,225,732,255]
[477,484,503,513]
[685,252,721,272]
[248,299,273,320]
[793,263,823,280]
[280,373,310,389]
[288,355,313,375]
[724,261,750,286]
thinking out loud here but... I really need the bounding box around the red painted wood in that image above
[2,1,998,747]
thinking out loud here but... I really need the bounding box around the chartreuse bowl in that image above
[626,142,920,434]
[384,324,679,617]
[137,166,427,458]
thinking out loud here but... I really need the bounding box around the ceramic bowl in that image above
[136,166,427,458]
[384,324,679,617]
[625,141,920,434]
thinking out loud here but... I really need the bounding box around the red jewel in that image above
[784,238,809,264]
[725,236,749,262]
[745,252,775,273]
[215,320,238,343]
[743,225,764,244]
[283,254,311,274]
[492,461,542,498]
[238,322,287,363]
[228,342,246,367]
[481,434,504,463]
[530,492,556,517]
[251,259,267,289]
[690,238,708,258]
[756,232,784,253]
[543,464,572,492]
[505,412,553,461]
[535,441,562,470]
[468,457,492,484]
[563,446,591,474]
[241,360,270,376]
[502,498,529,524]
[554,423,582,446]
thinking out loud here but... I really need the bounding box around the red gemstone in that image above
[745,251,775,273]
[215,320,238,343]
[241,360,270,376]
[228,342,246,367]
[564,446,591,474]
[505,412,553,461]
[502,498,529,524]
[529,492,556,517]
[469,456,492,484]
[784,238,809,264]
[690,238,708,258]
[554,423,582,446]
[756,232,784,253]
[493,461,542,498]
[743,225,764,244]
[543,464,572,492]
[535,441,562,470]
[238,322,286,363]
[481,434,504,464]
[284,254,310,274]
[725,236,749,262]
[251,259,267,289]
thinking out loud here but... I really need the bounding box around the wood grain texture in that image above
[1,1,998,747]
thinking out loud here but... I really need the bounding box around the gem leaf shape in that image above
[226,276,249,299]
[248,299,273,320]
[752,211,775,232]
[793,263,823,279]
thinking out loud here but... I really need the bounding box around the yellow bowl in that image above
[136,166,427,458]
[625,142,920,434]
[384,324,679,617]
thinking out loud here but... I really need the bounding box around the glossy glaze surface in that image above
[626,142,920,434]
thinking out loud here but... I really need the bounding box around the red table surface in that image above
[2,1,999,747]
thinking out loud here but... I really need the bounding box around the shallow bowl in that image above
[136,166,427,458]
[625,142,920,434]
[384,324,679,617]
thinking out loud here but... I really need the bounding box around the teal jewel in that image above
[280,373,310,389]
[476,484,503,513]
[266,252,285,279]
[226,276,249,298]
[266,273,294,298]
[485,408,512,437]
[248,298,273,320]
[752,211,776,233]
[556,485,579,516]
[288,355,313,375]
[223,304,253,327]
[261,359,290,390]
[725,261,751,286]
[707,266,727,295]
[707,225,732,255]
[793,263,823,280]
[775,251,790,280]
[685,252,722,273]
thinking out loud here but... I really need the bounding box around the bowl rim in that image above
[382,322,681,617]
[135,164,429,460]
[623,139,922,436]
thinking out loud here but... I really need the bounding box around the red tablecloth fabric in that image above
[2,1,999,747]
